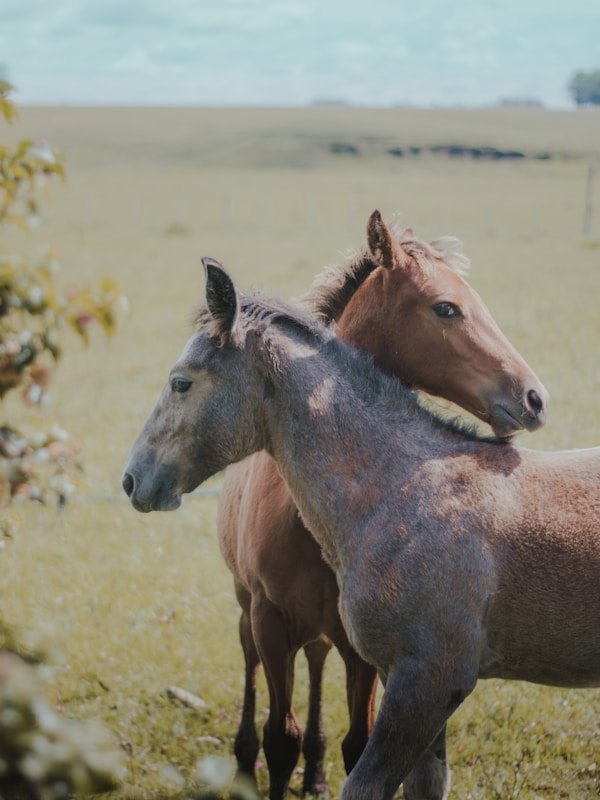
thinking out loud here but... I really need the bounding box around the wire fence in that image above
[69,486,222,504]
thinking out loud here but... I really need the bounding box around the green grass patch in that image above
[1,107,599,798]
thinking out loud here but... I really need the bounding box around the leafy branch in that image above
[0,80,125,506]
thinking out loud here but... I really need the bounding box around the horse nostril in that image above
[122,472,135,497]
[527,389,544,417]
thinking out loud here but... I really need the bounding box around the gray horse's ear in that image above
[202,257,239,336]
[366,210,409,270]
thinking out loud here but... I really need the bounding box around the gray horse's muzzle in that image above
[121,463,182,512]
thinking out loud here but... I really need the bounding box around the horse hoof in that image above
[303,783,329,798]
[231,770,260,800]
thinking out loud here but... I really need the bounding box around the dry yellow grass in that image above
[1,106,599,798]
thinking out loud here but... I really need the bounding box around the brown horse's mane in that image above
[308,228,470,324]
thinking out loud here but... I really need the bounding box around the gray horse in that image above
[218,211,547,800]
[123,262,600,800]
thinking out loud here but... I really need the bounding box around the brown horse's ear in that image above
[366,210,409,270]
[202,257,239,336]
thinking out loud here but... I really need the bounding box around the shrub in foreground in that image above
[0,640,124,799]
[0,78,124,507]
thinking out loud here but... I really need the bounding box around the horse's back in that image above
[478,446,600,686]
[513,446,600,536]
[337,443,600,686]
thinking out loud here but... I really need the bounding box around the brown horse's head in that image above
[334,211,547,438]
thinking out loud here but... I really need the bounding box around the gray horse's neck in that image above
[260,329,485,572]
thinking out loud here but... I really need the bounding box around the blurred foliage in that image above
[193,756,259,799]
[0,80,18,125]
[569,68,600,106]
[0,625,124,799]
[0,80,124,506]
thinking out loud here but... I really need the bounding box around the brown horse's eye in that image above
[171,378,192,393]
[433,302,461,319]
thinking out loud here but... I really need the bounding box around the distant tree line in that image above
[569,68,600,106]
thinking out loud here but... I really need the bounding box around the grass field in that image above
[1,106,600,799]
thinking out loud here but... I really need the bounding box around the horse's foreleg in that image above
[341,658,474,800]
[301,638,331,795]
[251,594,302,800]
[340,651,378,774]
[402,725,450,800]
[233,610,261,784]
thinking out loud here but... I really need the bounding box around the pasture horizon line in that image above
[13,100,594,112]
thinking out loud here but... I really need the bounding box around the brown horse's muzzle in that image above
[489,384,548,438]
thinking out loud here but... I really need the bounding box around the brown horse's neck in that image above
[334,270,424,385]
[335,270,393,374]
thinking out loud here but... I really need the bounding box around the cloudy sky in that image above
[1,0,599,107]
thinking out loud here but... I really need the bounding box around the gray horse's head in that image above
[122,260,263,512]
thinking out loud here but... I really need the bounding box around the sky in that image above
[1,0,599,108]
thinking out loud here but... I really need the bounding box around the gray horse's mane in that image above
[329,337,502,445]
[195,291,501,446]
[194,294,330,344]
[308,229,470,324]
[239,295,329,341]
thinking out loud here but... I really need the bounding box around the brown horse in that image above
[123,261,599,800]
[218,213,547,798]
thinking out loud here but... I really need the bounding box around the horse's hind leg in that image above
[302,638,331,795]
[339,650,378,774]
[252,593,303,800]
[233,607,261,785]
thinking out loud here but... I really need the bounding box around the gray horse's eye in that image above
[171,378,192,393]
[432,302,461,319]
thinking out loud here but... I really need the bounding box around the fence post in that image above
[583,162,595,237]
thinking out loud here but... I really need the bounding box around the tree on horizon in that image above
[569,68,600,105]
